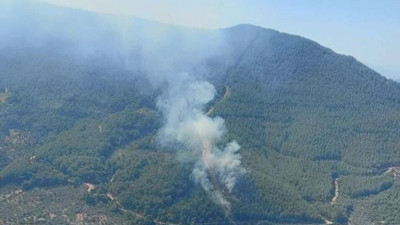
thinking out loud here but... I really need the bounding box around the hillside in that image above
[1,1,400,224]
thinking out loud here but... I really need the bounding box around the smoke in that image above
[2,0,246,210]
[156,67,246,210]
[117,11,247,210]
[192,140,246,210]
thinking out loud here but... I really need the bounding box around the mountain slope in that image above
[1,2,400,224]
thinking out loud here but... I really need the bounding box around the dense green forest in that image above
[1,1,400,224]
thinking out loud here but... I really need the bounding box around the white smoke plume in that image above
[2,0,246,210]
[156,73,246,210]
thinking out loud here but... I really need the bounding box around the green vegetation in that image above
[1,3,400,224]
[340,175,393,198]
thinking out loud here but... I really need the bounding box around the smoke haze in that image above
[1,0,246,209]
[143,29,246,209]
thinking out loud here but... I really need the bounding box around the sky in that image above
[38,0,400,79]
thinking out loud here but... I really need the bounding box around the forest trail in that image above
[105,192,178,225]
[331,178,340,204]
[203,85,234,217]
[206,106,214,116]
[206,85,230,116]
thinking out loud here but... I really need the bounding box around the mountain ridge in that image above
[1,2,400,225]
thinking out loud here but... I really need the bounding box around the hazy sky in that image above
[38,0,400,79]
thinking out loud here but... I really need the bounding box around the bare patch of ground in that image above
[331,178,340,204]
[224,85,231,99]
[0,90,9,104]
[83,183,95,192]
[385,167,400,178]
[324,218,334,224]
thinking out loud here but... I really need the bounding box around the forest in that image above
[1,1,400,225]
